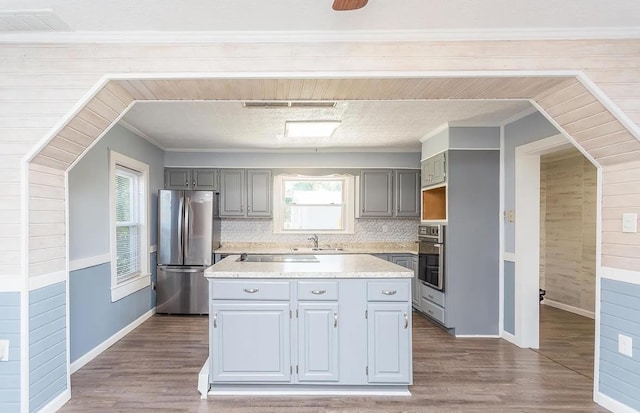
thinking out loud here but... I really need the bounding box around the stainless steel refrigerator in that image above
[157,190,220,314]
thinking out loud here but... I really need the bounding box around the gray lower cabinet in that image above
[210,301,291,382]
[420,282,447,326]
[390,254,419,307]
[297,302,339,382]
[366,302,411,383]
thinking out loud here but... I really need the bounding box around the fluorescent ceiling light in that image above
[285,120,341,138]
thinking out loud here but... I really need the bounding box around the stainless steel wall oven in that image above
[418,224,445,291]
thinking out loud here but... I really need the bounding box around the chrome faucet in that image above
[308,234,319,249]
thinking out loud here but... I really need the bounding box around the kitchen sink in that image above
[236,254,319,263]
[291,247,344,252]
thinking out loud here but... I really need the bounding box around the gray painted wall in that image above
[599,278,640,411]
[0,292,20,413]
[29,282,66,412]
[449,127,500,149]
[68,124,163,363]
[446,149,500,335]
[69,262,155,363]
[503,262,515,335]
[165,151,421,169]
[503,112,559,253]
[69,123,164,260]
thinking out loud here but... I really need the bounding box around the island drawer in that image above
[421,298,445,325]
[367,281,409,302]
[420,283,445,307]
[297,281,338,301]
[210,280,290,301]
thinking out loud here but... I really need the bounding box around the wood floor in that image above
[61,310,606,413]
[536,305,596,380]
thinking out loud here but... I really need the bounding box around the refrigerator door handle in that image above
[184,196,191,260]
[177,195,184,259]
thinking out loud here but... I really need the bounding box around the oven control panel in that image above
[418,224,445,242]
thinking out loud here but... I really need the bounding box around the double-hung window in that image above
[109,150,150,302]
[273,175,355,234]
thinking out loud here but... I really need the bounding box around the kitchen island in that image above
[198,254,413,398]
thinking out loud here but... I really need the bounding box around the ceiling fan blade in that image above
[332,0,368,11]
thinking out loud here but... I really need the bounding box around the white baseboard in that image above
[36,388,70,413]
[455,334,501,338]
[543,299,595,319]
[198,359,210,399]
[69,253,111,272]
[601,266,640,286]
[596,392,639,413]
[502,331,518,346]
[70,308,155,374]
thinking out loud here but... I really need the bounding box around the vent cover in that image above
[243,101,337,109]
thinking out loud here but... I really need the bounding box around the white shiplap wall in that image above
[0,39,639,281]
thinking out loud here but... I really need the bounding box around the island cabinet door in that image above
[210,302,291,382]
[297,302,339,382]
[366,303,411,384]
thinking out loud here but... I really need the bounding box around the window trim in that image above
[273,174,355,235]
[109,150,150,302]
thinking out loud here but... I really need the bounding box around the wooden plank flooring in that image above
[61,311,606,412]
[536,304,596,380]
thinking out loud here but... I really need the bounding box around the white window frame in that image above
[273,174,355,234]
[109,150,150,302]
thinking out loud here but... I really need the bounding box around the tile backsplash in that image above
[221,218,418,244]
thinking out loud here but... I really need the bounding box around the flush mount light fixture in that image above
[284,120,341,138]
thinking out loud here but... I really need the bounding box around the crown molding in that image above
[419,123,449,143]
[118,120,166,151]
[1,27,639,44]
[164,147,421,153]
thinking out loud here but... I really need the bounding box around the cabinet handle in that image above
[311,289,326,295]
[193,180,196,186]
[213,312,218,328]
[185,180,189,186]
[427,294,434,300]
[381,290,397,295]
[404,312,408,329]
[240,204,243,212]
[397,206,400,212]
[243,288,259,293]
[362,207,365,213]
[334,312,338,328]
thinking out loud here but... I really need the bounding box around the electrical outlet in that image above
[622,213,638,233]
[0,340,9,362]
[382,224,388,233]
[618,334,633,358]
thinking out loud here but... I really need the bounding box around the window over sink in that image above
[273,174,355,234]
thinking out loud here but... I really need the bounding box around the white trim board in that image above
[28,271,66,291]
[542,299,595,320]
[455,334,501,338]
[503,252,516,262]
[1,27,640,44]
[35,388,71,413]
[601,267,640,286]
[596,392,640,413]
[69,254,111,272]
[0,277,23,292]
[70,308,155,374]
[502,331,518,346]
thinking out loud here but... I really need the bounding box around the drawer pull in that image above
[311,289,326,295]
[404,312,408,329]
[427,309,434,315]
[381,290,397,296]
[427,294,434,300]
[334,312,338,328]
[243,288,259,293]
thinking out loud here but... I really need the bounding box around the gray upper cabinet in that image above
[165,168,218,190]
[247,169,272,217]
[360,169,420,218]
[395,170,420,217]
[421,152,446,188]
[219,169,246,216]
[360,170,394,217]
[220,169,272,218]
[164,168,192,189]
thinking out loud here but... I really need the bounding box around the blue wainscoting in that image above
[29,282,67,413]
[503,261,515,335]
[70,261,154,363]
[0,292,20,413]
[599,278,640,411]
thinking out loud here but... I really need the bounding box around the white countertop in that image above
[204,254,414,279]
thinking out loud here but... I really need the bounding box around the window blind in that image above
[115,167,141,280]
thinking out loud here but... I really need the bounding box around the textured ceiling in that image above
[120,100,533,151]
[0,0,638,32]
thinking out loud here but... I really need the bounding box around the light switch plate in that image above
[618,334,633,357]
[0,340,9,361]
[622,213,638,233]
